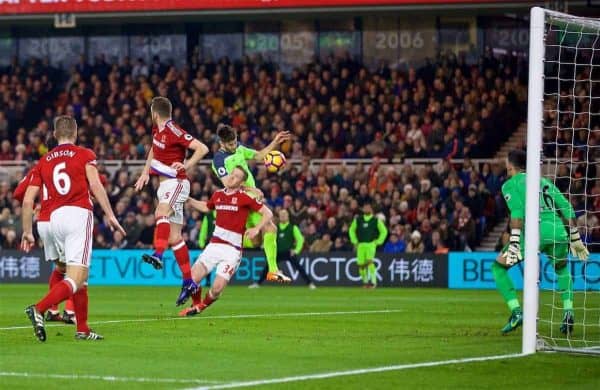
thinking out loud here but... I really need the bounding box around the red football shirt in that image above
[30,143,97,213]
[13,167,53,222]
[207,189,263,248]
[150,120,193,179]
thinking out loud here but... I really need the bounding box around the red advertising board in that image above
[0,0,534,16]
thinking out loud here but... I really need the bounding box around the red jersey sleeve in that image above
[83,148,98,166]
[28,165,42,187]
[206,193,217,210]
[13,170,34,202]
[167,121,194,148]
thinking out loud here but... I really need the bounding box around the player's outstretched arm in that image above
[187,198,209,213]
[183,139,210,172]
[246,205,273,240]
[20,185,39,252]
[86,164,126,236]
[254,131,291,162]
[134,148,153,191]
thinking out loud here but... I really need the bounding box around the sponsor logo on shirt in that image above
[215,205,239,212]
[153,138,166,149]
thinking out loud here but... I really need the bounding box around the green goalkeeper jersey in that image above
[502,172,576,224]
[212,144,257,188]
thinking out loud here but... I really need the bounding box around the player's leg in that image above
[365,243,378,287]
[25,208,91,341]
[288,254,315,288]
[198,245,240,313]
[250,263,269,288]
[45,262,65,321]
[541,221,574,334]
[38,221,64,321]
[257,218,290,283]
[177,259,210,314]
[200,275,229,311]
[492,242,523,333]
[143,179,182,269]
[180,244,239,316]
[356,244,369,287]
[177,244,217,314]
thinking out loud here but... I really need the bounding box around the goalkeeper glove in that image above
[506,229,523,266]
[569,227,589,261]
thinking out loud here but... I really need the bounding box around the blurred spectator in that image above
[309,233,333,252]
[406,230,425,254]
[383,233,406,253]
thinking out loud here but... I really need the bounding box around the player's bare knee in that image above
[192,262,208,282]
[212,277,228,296]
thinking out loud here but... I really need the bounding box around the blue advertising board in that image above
[448,252,600,290]
[87,250,447,287]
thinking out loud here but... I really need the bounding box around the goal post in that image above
[525,7,600,355]
[523,6,545,356]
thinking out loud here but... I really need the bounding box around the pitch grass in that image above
[0,285,598,389]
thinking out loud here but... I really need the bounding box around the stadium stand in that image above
[0,50,529,251]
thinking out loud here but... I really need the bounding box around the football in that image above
[264,150,286,173]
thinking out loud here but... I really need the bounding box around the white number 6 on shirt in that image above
[53,162,71,195]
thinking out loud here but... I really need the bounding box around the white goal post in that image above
[525,7,600,355]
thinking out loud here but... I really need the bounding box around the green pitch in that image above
[1,285,598,389]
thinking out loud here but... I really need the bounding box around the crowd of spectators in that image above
[0,48,532,251]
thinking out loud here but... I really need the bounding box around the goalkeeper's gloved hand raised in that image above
[506,229,523,266]
[569,227,589,261]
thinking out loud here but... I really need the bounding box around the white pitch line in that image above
[0,309,403,331]
[0,371,222,385]
[188,353,526,390]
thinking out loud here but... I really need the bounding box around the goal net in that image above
[525,7,600,355]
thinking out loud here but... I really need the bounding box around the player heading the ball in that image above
[212,123,292,284]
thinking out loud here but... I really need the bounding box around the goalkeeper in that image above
[494,150,589,334]
[212,124,292,283]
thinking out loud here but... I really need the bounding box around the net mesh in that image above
[539,12,600,353]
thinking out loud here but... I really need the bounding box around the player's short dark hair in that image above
[507,149,527,170]
[150,96,172,119]
[234,165,248,181]
[217,123,237,142]
[53,115,77,140]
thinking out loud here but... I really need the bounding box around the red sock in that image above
[72,286,89,334]
[154,216,170,254]
[202,290,217,309]
[192,286,202,306]
[172,240,192,279]
[65,298,75,313]
[48,268,64,313]
[36,279,75,314]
